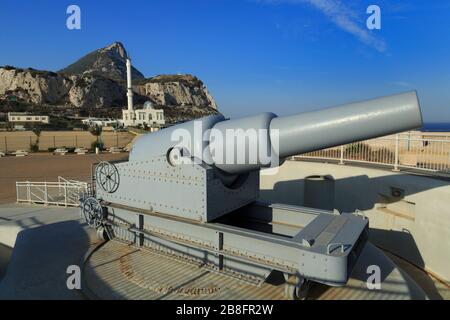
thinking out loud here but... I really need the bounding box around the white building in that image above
[81,118,119,127]
[8,112,49,124]
[121,58,165,128]
[122,101,165,128]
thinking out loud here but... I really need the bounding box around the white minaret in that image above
[126,58,134,112]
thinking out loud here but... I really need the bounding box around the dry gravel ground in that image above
[0,153,128,204]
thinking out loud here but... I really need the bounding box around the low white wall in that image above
[0,225,23,248]
[260,160,450,282]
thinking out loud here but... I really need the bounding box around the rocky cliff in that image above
[135,74,217,109]
[0,42,219,122]
[0,67,72,105]
[59,42,144,81]
[0,66,126,108]
[68,75,126,108]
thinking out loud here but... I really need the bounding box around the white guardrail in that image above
[294,132,450,174]
[16,177,89,207]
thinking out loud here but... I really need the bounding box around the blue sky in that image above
[0,0,449,121]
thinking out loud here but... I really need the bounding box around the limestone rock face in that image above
[138,74,218,110]
[0,42,219,121]
[0,67,126,108]
[0,67,72,105]
[68,75,126,108]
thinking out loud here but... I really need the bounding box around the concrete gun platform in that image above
[84,238,426,300]
[0,203,98,299]
[0,203,428,300]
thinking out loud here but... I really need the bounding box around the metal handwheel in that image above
[96,161,120,193]
[82,197,105,228]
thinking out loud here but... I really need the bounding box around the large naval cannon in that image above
[82,91,422,299]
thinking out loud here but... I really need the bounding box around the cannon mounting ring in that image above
[81,197,106,229]
[96,161,120,193]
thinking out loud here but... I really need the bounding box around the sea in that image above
[421,123,450,132]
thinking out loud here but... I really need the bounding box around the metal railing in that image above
[294,132,450,174]
[16,178,89,207]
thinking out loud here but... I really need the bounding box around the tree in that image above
[31,124,42,137]
[89,125,103,150]
[29,125,42,153]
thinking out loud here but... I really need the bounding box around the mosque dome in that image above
[144,101,154,109]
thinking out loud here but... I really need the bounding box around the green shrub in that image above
[30,142,39,153]
[89,125,102,137]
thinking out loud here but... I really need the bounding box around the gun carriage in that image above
[81,91,422,299]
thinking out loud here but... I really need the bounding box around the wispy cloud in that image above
[257,0,387,52]
[386,81,415,88]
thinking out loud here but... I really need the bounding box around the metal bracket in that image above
[327,242,352,254]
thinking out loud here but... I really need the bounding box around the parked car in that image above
[75,147,88,155]
[53,148,68,155]
[12,150,29,157]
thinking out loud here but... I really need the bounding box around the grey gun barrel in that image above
[210,91,422,174]
[130,91,423,175]
[271,91,422,159]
